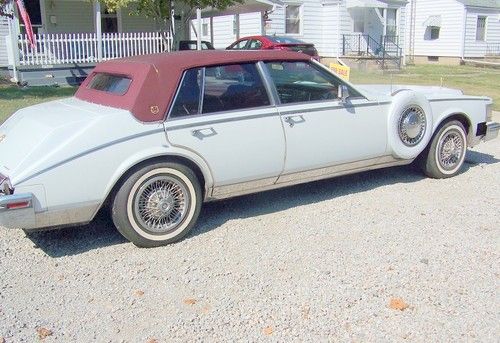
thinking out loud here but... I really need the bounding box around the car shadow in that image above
[25,150,498,257]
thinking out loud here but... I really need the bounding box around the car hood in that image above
[0,97,162,185]
[356,84,464,100]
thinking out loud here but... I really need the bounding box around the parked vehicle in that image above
[178,40,215,51]
[0,50,498,247]
[227,35,320,60]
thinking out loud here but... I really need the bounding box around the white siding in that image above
[266,0,326,55]
[120,5,159,32]
[0,17,9,66]
[463,8,500,57]
[212,15,236,48]
[239,12,262,36]
[406,0,465,57]
[43,0,94,33]
[189,17,212,43]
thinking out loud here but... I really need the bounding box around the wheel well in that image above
[102,155,206,208]
[440,113,471,135]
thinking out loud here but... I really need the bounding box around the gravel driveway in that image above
[1,138,498,342]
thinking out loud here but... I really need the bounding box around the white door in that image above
[165,63,285,192]
[262,61,387,175]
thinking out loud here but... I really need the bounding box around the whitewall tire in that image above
[419,120,467,179]
[112,162,202,247]
[388,90,433,160]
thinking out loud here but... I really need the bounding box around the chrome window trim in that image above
[167,62,274,121]
[262,60,367,106]
[256,61,279,106]
[166,109,279,131]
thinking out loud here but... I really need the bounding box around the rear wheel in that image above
[419,120,467,179]
[111,162,202,247]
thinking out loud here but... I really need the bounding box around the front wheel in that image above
[419,120,467,179]
[111,162,202,247]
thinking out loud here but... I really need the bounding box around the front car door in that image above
[262,60,388,181]
[164,63,285,198]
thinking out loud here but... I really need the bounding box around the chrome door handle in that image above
[191,127,216,139]
[284,115,305,127]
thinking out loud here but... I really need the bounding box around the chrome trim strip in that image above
[16,128,165,185]
[257,61,278,106]
[165,110,278,131]
[278,101,390,116]
[208,156,412,201]
[429,97,490,102]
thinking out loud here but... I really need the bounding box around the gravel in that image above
[1,139,499,342]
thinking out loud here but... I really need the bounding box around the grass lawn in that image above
[350,64,500,110]
[0,82,76,123]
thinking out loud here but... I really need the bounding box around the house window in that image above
[386,9,397,37]
[285,4,302,34]
[352,10,365,33]
[101,7,118,33]
[476,16,486,41]
[202,23,208,36]
[430,27,440,40]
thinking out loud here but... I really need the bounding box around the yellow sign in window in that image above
[329,63,350,81]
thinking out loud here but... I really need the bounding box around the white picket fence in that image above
[18,32,172,66]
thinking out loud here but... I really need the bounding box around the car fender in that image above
[101,145,214,205]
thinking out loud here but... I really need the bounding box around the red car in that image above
[226,35,319,60]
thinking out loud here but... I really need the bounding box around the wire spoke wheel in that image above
[437,129,465,171]
[133,175,190,234]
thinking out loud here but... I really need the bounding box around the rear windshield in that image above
[265,36,307,44]
[88,73,132,95]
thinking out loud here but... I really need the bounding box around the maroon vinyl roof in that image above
[76,50,310,122]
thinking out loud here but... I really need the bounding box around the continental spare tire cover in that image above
[388,90,433,159]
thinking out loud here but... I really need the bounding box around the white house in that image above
[191,0,408,65]
[406,0,500,64]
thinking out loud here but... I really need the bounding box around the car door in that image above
[262,61,388,178]
[165,63,285,197]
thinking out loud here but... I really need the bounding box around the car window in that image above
[248,39,262,49]
[264,61,362,104]
[202,63,270,114]
[170,68,203,118]
[230,39,249,50]
[88,73,131,95]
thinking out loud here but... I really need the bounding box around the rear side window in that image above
[169,63,270,118]
[88,73,131,95]
[202,64,270,114]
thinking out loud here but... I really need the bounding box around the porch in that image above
[341,0,406,69]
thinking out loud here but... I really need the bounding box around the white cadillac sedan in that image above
[0,51,498,247]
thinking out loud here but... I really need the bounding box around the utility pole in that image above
[408,0,416,64]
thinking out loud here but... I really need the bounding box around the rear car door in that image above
[262,61,388,178]
[165,63,285,197]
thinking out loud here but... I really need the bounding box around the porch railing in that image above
[486,43,500,56]
[18,32,172,66]
[342,34,403,69]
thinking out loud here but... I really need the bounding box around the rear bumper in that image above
[484,121,499,142]
[0,193,36,229]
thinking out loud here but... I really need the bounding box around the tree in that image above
[100,0,241,49]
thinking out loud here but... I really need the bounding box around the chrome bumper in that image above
[484,122,500,142]
[0,193,36,229]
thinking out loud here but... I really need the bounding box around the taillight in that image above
[6,201,30,210]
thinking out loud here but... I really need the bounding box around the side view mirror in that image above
[338,85,350,104]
